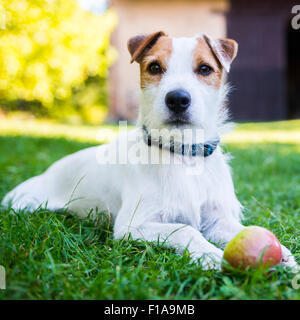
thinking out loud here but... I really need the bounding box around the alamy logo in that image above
[95,121,208,176]
[0,265,5,290]
[291,265,300,290]
[291,5,300,30]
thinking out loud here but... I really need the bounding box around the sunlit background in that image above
[0,0,117,125]
[0,0,299,137]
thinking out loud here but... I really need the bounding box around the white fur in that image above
[2,36,296,270]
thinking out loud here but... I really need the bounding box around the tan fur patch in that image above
[139,36,172,89]
[193,38,224,88]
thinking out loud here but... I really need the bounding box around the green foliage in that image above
[0,0,117,123]
[0,120,299,299]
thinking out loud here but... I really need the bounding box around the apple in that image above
[223,226,282,270]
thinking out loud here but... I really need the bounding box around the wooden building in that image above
[109,0,300,122]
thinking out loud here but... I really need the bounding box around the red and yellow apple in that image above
[223,226,282,270]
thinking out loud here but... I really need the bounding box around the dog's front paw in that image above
[280,245,298,268]
[192,249,223,271]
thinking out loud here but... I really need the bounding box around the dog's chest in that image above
[155,161,215,229]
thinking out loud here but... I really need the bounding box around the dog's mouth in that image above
[164,117,192,127]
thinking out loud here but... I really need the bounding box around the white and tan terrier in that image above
[2,31,296,270]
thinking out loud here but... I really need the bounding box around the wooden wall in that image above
[227,0,297,121]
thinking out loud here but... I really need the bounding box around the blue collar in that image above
[142,125,219,157]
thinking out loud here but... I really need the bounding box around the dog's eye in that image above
[196,64,213,76]
[148,62,163,75]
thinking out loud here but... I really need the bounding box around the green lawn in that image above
[0,117,299,299]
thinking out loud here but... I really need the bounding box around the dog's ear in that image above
[128,31,166,64]
[203,34,238,72]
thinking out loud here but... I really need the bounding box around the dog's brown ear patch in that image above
[128,31,166,63]
[203,34,238,72]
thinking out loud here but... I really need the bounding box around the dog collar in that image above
[142,125,219,157]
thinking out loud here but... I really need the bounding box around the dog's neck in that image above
[141,125,219,157]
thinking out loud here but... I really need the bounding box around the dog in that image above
[2,31,297,270]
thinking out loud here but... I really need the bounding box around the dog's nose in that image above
[165,90,191,113]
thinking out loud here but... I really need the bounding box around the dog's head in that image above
[128,31,238,142]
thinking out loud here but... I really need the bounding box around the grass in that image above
[0,115,299,300]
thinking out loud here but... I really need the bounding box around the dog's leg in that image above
[202,216,298,268]
[2,146,103,215]
[280,245,298,268]
[202,216,245,249]
[114,210,224,270]
[2,175,52,211]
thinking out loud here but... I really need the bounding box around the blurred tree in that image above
[0,0,117,123]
